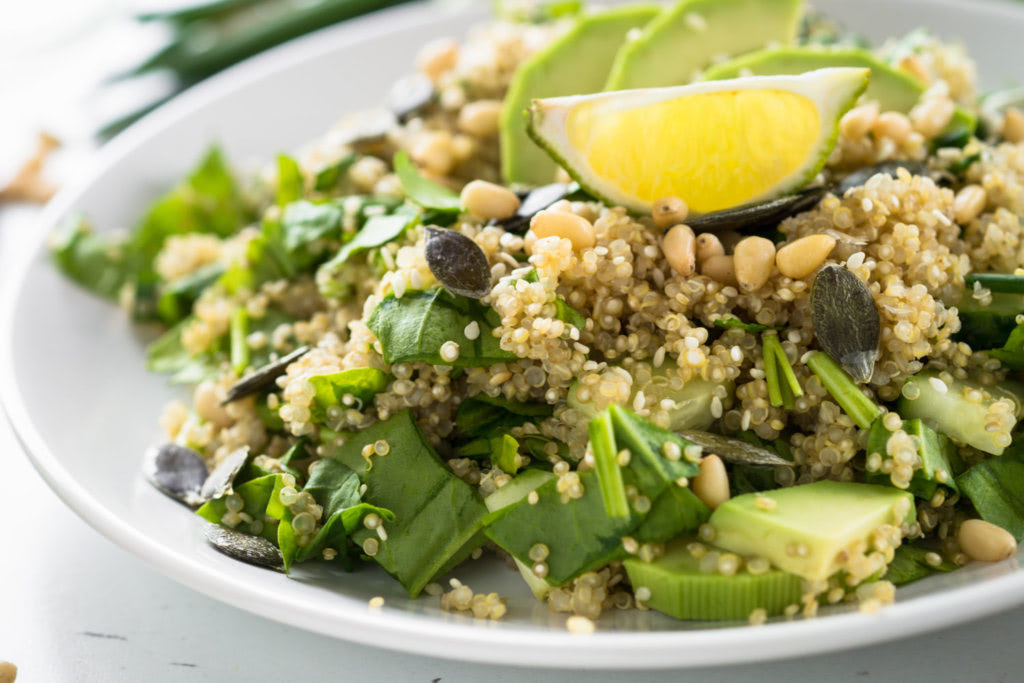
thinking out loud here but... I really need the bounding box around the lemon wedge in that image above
[527,68,869,215]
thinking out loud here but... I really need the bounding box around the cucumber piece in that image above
[898,372,1019,456]
[568,364,729,432]
[865,417,959,499]
[623,539,802,620]
[484,469,556,599]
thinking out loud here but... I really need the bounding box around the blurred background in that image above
[0,0,429,208]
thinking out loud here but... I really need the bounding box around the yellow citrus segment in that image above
[566,89,821,213]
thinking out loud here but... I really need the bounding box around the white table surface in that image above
[3,3,1024,680]
[3,185,1024,683]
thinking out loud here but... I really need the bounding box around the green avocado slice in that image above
[704,46,976,137]
[604,0,805,91]
[500,4,660,185]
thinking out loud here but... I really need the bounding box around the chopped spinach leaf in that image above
[276,154,304,205]
[886,545,956,586]
[50,214,132,300]
[309,367,390,420]
[956,440,1024,539]
[393,150,461,212]
[713,316,780,333]
[455,394,554,439]
[313,153,358,193]
[156,263,224,324]
[367,288,516,367]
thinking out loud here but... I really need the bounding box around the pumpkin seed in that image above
[204,523,284,571]
[676,430,792,467]
[491,182,576,234]
[810,264,880,382]
[834,160,929,195]
[685,186,827,234]
[199,447,250,502]
[144,443,209,507]
[388,73,434,122]
[424,227,492,299]
[222,345,311,405]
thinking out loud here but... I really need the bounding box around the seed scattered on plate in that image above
[204,523,284,571]
[424,227,492,299]
[144,443,208,507]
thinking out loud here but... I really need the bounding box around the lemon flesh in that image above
[528,68,869,214]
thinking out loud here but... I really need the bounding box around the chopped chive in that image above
[763,333,803,409]
[965,273,1024,294]
[587,411,630,519]
[230,307,250,375]
[763,335,783,408]
[806,351,883,430]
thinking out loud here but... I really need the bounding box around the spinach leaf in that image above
[712,316,781,333]
[956,440,1024,539]
[553,298,586,330]
[145,317,223,384]
[156,263,224,324]
[607,404,702,501]
[328,410,488,596]
[276,154,304,205]
[197,474,281,543]
[313,153,358,193]
[50,214,132,299]
[367,288,516,367]
[280,200,343,253]
[455,394,554,438]
[885,545,956,586]
[393,150,461,212]
[309,367,390,420]
[322,213,414,269]
[458,434,522,474]
[986,323,1024,371]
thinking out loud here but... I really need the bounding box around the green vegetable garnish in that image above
[393,150,461,212]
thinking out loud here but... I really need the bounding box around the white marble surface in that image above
[2,207,1024,683]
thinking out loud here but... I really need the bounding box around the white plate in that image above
[5,0,1024,669]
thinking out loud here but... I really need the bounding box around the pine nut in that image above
[958,519,1017,562]
[1004,107,1024,143]
[692,454,730,509]
[910,96,955,139]
[775,234,836,279]
[734,236,776,292]
[458,100,503,137]
[952,184,987,225]
[416,38,458,82]
[652,196,689,229]
[662,224,696,276]
[898,54,930,83]
[840,103,879,139]
[530,210,596,250]
[701,254,737,286]
[872,112,913,144]
[695,233,725,266]
[411,131,454,175]
[460,180,520,220]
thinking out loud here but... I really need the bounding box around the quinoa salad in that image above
[51,0,1024,629]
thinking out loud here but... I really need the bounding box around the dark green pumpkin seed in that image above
[834,160,929,195]
[810,264,880,382]
[685,186,827,234]
[199,447,250,501]
[491,182,576,234]
[388,73,435,122]
[222,345,311,405]
[424,227,492,299]
[676,430,792,466]
[144,443,208,507]
[204,523,284,571]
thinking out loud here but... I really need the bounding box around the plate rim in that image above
[5,0,1024,669]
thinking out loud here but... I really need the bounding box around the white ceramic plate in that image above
[5,0,1024,669]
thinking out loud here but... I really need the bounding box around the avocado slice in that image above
[704,46,976,137]
[624,538,802,620]
[604,0,805,91]
[710,481,915,581]
[500,4,660,185]
[864,417,960,499]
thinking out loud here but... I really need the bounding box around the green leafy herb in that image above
[322,213,415,273]
[309,367,390,419]
[806,351,883,430]
[328,410,488,596]
[279,200,343,253]
[956,440,1024,539]
[276,154,304,205]
[987,323,1024,371]
[455,394,554,439]
[313,153,358,193]
[197,474,281,543]
[367,288,516,367]
[393,150,461,212]
[146,317,223,384]
[50,214,132,300]
[459,434,522,474]
[885,545,956,586]
[156,263,224,324]
[947,152,981,177]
